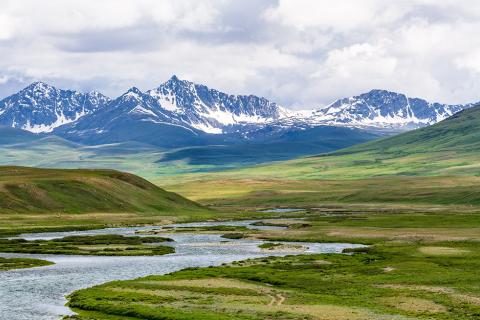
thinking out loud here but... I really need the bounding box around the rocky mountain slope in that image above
[295,89,471,130]
[0,82,110,133]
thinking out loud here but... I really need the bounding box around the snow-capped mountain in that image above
[0,78,476,168]
[56,76,292,145]
[290,89,472,130]
[0,78,475,142]
[145,75,290,134]
[0,82,110,133]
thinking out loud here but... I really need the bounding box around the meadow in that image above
[65,209,480,320]
[2,107,480,318]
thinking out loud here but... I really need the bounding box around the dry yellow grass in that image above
[142,278,266,291]
[378,285,480,306]
[418,246,471,256]
[379,297,447,314]
[250,226,480,242]
[125,278,412,320]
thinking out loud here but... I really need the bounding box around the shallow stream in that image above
[0,220,364,320]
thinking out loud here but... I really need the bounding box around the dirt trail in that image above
[266,292,286,306]
[276,293,286,306]
[267,294,275,306]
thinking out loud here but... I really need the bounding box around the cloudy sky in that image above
[1,0,480,109]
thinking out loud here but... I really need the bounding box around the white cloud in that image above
[455,49,480,73]
[0,75,8,84]
[0,14,14,40]
[1,0,480,108]
[265,0,409,32]
[320,43,397,79]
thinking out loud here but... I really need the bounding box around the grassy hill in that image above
[168,105,480,183]
[0,125,380,181]
[0,166,213,235]
[164,105,480,209]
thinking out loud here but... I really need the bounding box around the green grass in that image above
[0,234,174,256]
[165,175,480,212]
[65,210,480,319]
[160,106,480,183]
[160,106,480,209]
[0,257,53,271]
[0,166,220,236]
[0,166,201,214]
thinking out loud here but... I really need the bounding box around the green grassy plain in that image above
[62,106,480,319]
[165,176,480,213]
[66,211,480,320]
[4,107,480,316]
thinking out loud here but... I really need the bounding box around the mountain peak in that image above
[0,82,109,133]
[126,87,142,94]
[350,89,405,102]
[162,75,195,89]
[23,81,56,93]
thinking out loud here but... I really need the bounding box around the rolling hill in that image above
[333,104,480,155]
[179,103,480,181]
[0,166,210,235]
[164,104,480,208]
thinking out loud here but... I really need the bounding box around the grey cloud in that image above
[1,0,480,109]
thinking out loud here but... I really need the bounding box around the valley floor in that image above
[65,208,480,320]
[1,167,480,319]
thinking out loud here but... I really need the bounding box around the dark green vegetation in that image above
[0,235,174,256]
[220,232,246,239]
[66,211,480,320]
[257,242,283,249]
[0,166,216,237]
[0,257,53,271]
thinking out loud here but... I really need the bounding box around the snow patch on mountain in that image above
[23,109,87,133]
[130,105,157,117]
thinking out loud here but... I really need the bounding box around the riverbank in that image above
[0,220,358,320]
[65,210,480,320]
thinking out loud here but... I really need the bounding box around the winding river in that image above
[0,220,364,320]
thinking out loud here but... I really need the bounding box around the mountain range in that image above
[0,76,474,138]
[0,76,476,171]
